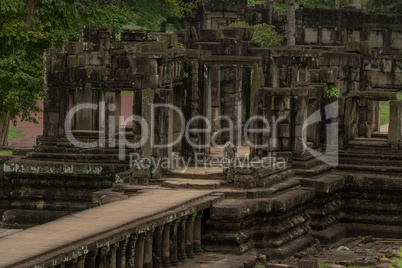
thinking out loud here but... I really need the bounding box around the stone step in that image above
[298,174,345,195]
[10,187,95,201]
[264,233,315,260]
[9,177,113,188]
[9,200,95,211]
[337,164,402,173]
[161,178,228,189]
[27,152,131,164]
[348,139,390,149]
[271,188,315,213]
[372,132,388,138]
[338,157,402,167]
[4,159,128,179]
[292,157,325,169]
[293,163,333,177]
[354,137,388,143]
[164,166,225,180]
[338,150,402,159]
[256,170,296,189]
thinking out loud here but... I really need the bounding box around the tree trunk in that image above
[287,0,296,46]
[25,0,36,26]
[0,112,10,147]
[336,0,341,9]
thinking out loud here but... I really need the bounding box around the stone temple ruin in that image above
[0,1,402,267]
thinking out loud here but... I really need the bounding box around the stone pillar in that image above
[177,216,187,262]
[203,66,212,154]
[141,89,155,159]
[162,223,171,267]
[222,142,237,183]
[97,245,110,268]
[135,233,146,268]
[76,255,86,268]
[389,100,402,149]
[292,89,308,155]
[153,226,164,268]
[109,242,119,268]
[117,238,129,268]
[185,214,196,258]
[85,249,98,268]
[65,258,77,268]
[126,234,138,268]
[169,220,180,266]
[193,211,203,254]
[144,230,154,268]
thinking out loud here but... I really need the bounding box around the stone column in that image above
[162,223,171,267]
[153,226,164,268]
[126,234,138,268]
[177,216,188,262]
[185,213,196,258]
[135,233,146,268]
[389,100,402,149]
[193,211,203,254]
[117,238,129,268]
[109,242,119,268]
[76,255,86,268]
[169,220,180,266]
[141,89,155,159]
[144,230,154,268]
[85,249,98,268]
[97,245,110,268]
[222,142,237,183]
[65,258,77,268]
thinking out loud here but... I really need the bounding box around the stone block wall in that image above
[256,88,310,156]
[362,57,402,92]
[273,7,402,56]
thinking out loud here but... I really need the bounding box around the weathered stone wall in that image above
[273,7,402,56]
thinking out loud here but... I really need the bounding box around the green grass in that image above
[380,93,402,125]
[8,126,23,140]
[0,149,12,155]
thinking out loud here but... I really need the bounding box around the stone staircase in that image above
[1,138,134,228]
[202,180,315,259]
[292,152,333,177]
[338,137,402,174]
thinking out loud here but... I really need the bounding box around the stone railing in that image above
[11,194,223,268]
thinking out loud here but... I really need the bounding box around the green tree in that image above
[365,0,402,14]
[0,0,135,146]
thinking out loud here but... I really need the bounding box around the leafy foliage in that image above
[364,0,402,14]
[326,86,340,98]
[392,248,402,267]
[220,21,283,47]
[166,0,202,18]
[0,0,135,128]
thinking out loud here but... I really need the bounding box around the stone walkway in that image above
[0,188,213,267]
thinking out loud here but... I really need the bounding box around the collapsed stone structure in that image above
[0,1,402,267]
